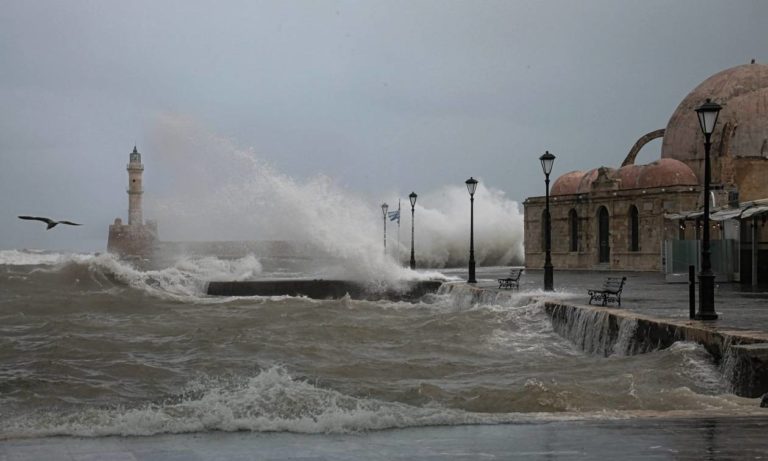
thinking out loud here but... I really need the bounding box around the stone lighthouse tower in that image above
[127,146,144,225]
[107,145,158,257]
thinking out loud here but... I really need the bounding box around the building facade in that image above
[524,62,768,278]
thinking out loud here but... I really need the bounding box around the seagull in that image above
[18,216,82,230]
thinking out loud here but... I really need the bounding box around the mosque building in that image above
[524,61,768,284]
[107,146,158,256]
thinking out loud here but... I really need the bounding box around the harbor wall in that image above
[440,283,768,398]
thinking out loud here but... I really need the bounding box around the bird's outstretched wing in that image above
[18,216,55,225]
[18,216,81,230]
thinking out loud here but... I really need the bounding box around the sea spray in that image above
[146,114,524,280]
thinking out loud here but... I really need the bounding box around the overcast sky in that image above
[1,0,766,251]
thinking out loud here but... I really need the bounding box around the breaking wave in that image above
[1,251,264,301]
[147,115,524,280]
[0,249,92,266]
[0,366,585,440]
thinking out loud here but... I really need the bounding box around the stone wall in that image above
[524,186,699,271]
[107,218,158,257]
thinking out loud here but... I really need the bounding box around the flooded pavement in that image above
[463,267,768,332]
[3,417,768,460]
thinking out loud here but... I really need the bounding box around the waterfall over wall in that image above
[543,301,768,398]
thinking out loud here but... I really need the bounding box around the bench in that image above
[587,276,627,306]
[498,268,523,289]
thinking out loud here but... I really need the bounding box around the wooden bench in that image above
[587,276,627,306]
[498,268,523,289]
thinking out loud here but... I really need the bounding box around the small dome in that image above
[619,158,699,189]
[551,171,585,195]
[616,164,642,189]
[662,62,768,173]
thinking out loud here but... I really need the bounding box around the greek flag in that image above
[388,210,400,223]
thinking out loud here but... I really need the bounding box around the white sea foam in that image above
[0,249,92,266]
[0,366,533,439]
[146,115,524,282]
[23,252,264,301]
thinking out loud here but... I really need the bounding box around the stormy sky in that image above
[1,0,766,251]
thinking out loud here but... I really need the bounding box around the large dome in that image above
[661,62,768,172]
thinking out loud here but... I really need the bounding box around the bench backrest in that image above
[602,276,626,292]
[509,268,523,281]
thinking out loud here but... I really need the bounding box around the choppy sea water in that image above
[0,249,762,440]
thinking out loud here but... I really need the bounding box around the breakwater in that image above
[206,279,443,301]
[440,282,768,398]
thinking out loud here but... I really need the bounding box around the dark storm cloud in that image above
[1,0,765,250]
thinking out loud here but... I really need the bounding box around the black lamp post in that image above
[409,192,417,270]
[466,177,478,283]
[540,151,556,291]
[381,202,388,255]
[695,99,721,320]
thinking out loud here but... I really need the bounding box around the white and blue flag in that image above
[388,209,400,223]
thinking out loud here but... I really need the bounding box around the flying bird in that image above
[18,216,82,230]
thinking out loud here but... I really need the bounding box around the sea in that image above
[0,248,763,445]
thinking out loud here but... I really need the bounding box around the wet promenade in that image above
[3,418,768,460]
[451,266,768,333]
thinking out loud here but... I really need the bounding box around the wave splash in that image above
[0,366,515,439]
[2,251,263,301]
[147,115,524,280]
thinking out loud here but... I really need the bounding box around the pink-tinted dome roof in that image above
[636,158,698,189]
[661,62,768,176]
[551,171,585,195]
[615,159,698,190]
[552,160,697,195]
[551,168,604,195]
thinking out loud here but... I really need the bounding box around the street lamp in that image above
[381,202,389,255]
[695,98,721,320]
[466,177,478,283]
[539,151,556,291]
[409,192,417,270]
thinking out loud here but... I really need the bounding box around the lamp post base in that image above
[544,264,553,291]
[468,260,477,284]
[696,273,718,321]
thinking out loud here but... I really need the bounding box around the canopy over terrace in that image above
[664,201,768,221]
[665,200,768,285]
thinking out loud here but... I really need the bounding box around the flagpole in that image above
[397,200,401,264]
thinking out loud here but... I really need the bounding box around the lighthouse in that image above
[127,146,144,226]
[107,145,158,257]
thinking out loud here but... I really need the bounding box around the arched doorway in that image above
[629,205,639,252]
[597,206,610,263]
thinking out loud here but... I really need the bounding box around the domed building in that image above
[524,61,768,282]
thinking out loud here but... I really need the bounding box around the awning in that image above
[664,201,768,221]
[664,211,703,220]
[742,205,768,219]
[710,208,743,221]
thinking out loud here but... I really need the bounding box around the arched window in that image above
[597,206,610,263]
[629,205,640,252]
[569,209,579,252]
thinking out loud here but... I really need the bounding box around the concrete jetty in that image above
[206,279,443,301]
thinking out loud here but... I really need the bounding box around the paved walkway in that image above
[442,266,768,333]
[3,418,768,460]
